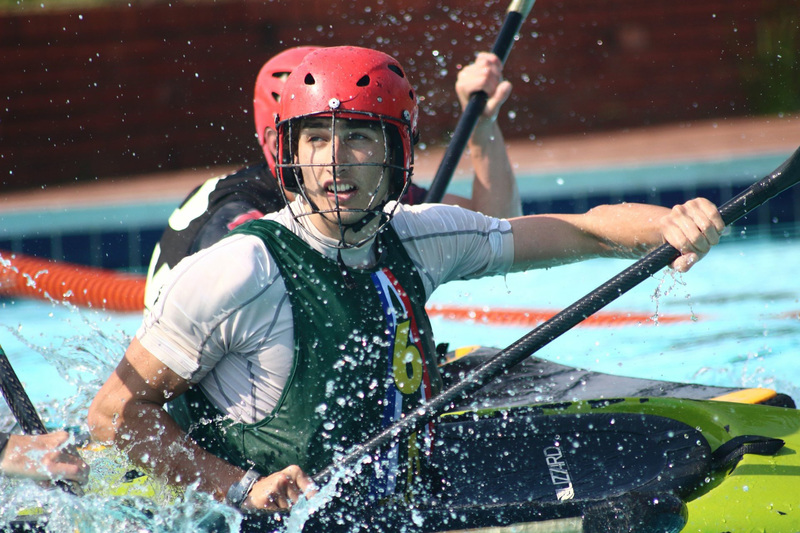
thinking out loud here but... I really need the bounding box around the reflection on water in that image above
[0,232,798,531]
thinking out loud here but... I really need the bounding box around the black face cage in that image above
[277,112,413,249]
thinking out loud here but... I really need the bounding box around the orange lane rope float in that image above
[0,251,145,313]
[426,305,693,327]
[0,250,694,325]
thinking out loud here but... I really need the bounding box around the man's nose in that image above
[329,135,354,165]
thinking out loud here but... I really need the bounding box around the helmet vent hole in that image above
[388,64,405,78]
[304,73,316,85]
[356,75,370,87]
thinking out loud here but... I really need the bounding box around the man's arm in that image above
[443,52,521,218]
[88,338,312,510]
[508,199,725,272]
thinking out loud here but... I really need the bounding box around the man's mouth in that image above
[325,181,360,204]
[327,182,357,194]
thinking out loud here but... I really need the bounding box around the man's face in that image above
[295,117,391,241]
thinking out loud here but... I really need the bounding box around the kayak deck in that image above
[441,347,796,409]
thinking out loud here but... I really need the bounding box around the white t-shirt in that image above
[138,201,514,423]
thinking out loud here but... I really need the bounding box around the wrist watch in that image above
[226,467,261,509]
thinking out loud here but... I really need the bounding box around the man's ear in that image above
[265,128,279,158]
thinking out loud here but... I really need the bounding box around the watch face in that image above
[227,468,261,508]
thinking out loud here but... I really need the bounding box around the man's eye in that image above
[350,132,376,142]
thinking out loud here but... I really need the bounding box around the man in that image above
[143,47,520,311]
[0,430,89,483]
[89,46,724,514]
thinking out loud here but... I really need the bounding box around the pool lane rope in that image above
[0,249,694,325]
[426,304,689,326]
[0,251,145,312]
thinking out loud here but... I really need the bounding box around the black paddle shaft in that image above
[0,345,47,435]
[423,0,535,205]
[314,146,800,486]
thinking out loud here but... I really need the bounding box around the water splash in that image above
[650,268,697,324]
[0,442,242,533]
[1,298,131,429]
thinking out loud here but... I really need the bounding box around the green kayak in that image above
[232,395,796,532]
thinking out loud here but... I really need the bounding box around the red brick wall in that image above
[0,0,788,191]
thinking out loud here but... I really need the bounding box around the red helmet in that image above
[277,46,418,194]
[253,46,321,173]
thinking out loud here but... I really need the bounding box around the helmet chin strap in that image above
[336,248,356,289]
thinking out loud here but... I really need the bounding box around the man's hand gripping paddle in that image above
[0,343,84,496]
[423,0,536,205]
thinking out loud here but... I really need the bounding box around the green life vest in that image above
[170,220,441,497]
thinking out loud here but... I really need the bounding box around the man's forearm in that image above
[468,120,521,218]
[508,204,671,271]
[579,203,671,258]
[87,342,246,503]
[110,400,244,501]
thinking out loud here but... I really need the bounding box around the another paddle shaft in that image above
[423,0,535,205]
[0,345,47,435]
[314,146,800,486]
